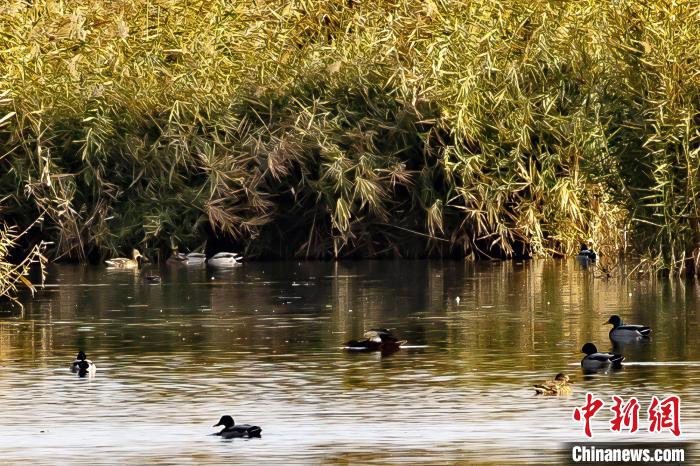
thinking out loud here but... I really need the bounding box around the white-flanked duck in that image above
[345,328,407,354]
[70,351,96,376]
[581,342,623,371]
[533,373,573,396]
[212,415,261,438]
[105,249,147,269]
[167,251,206,265]
[606,315,651,341]
[207,252,243,268]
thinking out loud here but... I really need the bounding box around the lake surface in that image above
[1,259,698,463]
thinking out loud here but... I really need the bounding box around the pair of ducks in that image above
[70,351,96,377]
[167,251,243,267]
[69,351,261,438]
[580,314,652,371]
[534,314,652,395]
[105,250,243,269]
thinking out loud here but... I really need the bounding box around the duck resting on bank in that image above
[207,252,243,267]
[533,373,573,396]
[166,250,206,265]
[581,342,624,371]
[345,328,407,352]
[105,249,147,269]
[70,351,96,376]
[212,415,262,438]
[606,315,651,341]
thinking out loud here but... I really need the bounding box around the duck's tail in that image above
[247,426,262,437]
[639,327,652,337]
[533,385,549,395]
[611,354,625,367]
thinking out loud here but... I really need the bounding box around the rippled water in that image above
[1,260,698,463]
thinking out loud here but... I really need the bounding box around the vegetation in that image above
[0,0,698,272]
[0,220,47,307]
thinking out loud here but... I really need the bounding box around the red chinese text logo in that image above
[573,393,681,438]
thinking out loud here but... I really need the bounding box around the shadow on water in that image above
[0,259,698,463]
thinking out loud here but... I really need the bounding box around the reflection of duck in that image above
[581,342,623,371]
[70,351,96,376]
[212,415,262,438]
[167,251,206,265]
[105,249,146,269]
[606,315,651,341]
[345,328,407,352]
[576,243,597,261]
[533,373,572,396]
[207,252,243,267]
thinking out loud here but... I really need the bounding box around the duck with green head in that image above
[70,351,96,376]
[212,415,261,438]
[581,342,624,372]
[606,315,651,342]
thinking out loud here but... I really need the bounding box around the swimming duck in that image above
[105,249,146,269]
[207,252,243,267]
[70,351,96,375]
[576,243,597,261]
[533,373,573,396]
[212,415,262,438]
[581,342,623,371]
[606,315,651,341]
[143,274,161,283]
[345,328,407,352]
[167,251,206,265]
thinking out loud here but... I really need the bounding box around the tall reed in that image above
[0,0,697,271]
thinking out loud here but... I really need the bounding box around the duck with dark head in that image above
[212,415,262,438]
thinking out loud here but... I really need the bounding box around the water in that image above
[1,260,698,463]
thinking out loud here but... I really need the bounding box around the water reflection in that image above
[0,260,698,462]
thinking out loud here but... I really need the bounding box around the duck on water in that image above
[581,342,624,372]
[533,373,573,396]
[606,315,651,342]
[345,328,407,353]
[70,351,96,377]
[212,415,261,438]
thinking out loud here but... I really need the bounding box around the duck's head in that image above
[76,351,86,361]
[579,243,589,252]
[213,415,234,428]
[554,373,571,383]
[581,342,598,355]
[606,315,623,328]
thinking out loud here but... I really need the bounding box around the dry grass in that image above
[0,0,697,271]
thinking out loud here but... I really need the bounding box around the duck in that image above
[606,315,651,341]
[581,342,624,371]
[345,328,407,352]
[212,415,262,438]
[533,373,573,396]
[70,351,96,375]
[576,243,597,261]
[166,250,206,265]
[142,274,161,283]
[207,252,243,267]
[105,249,147,269]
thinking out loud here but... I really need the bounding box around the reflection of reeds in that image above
[0,1,697,272]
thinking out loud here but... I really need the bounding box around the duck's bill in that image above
[213,423,222,427]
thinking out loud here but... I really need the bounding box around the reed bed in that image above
[0,0,697,272]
